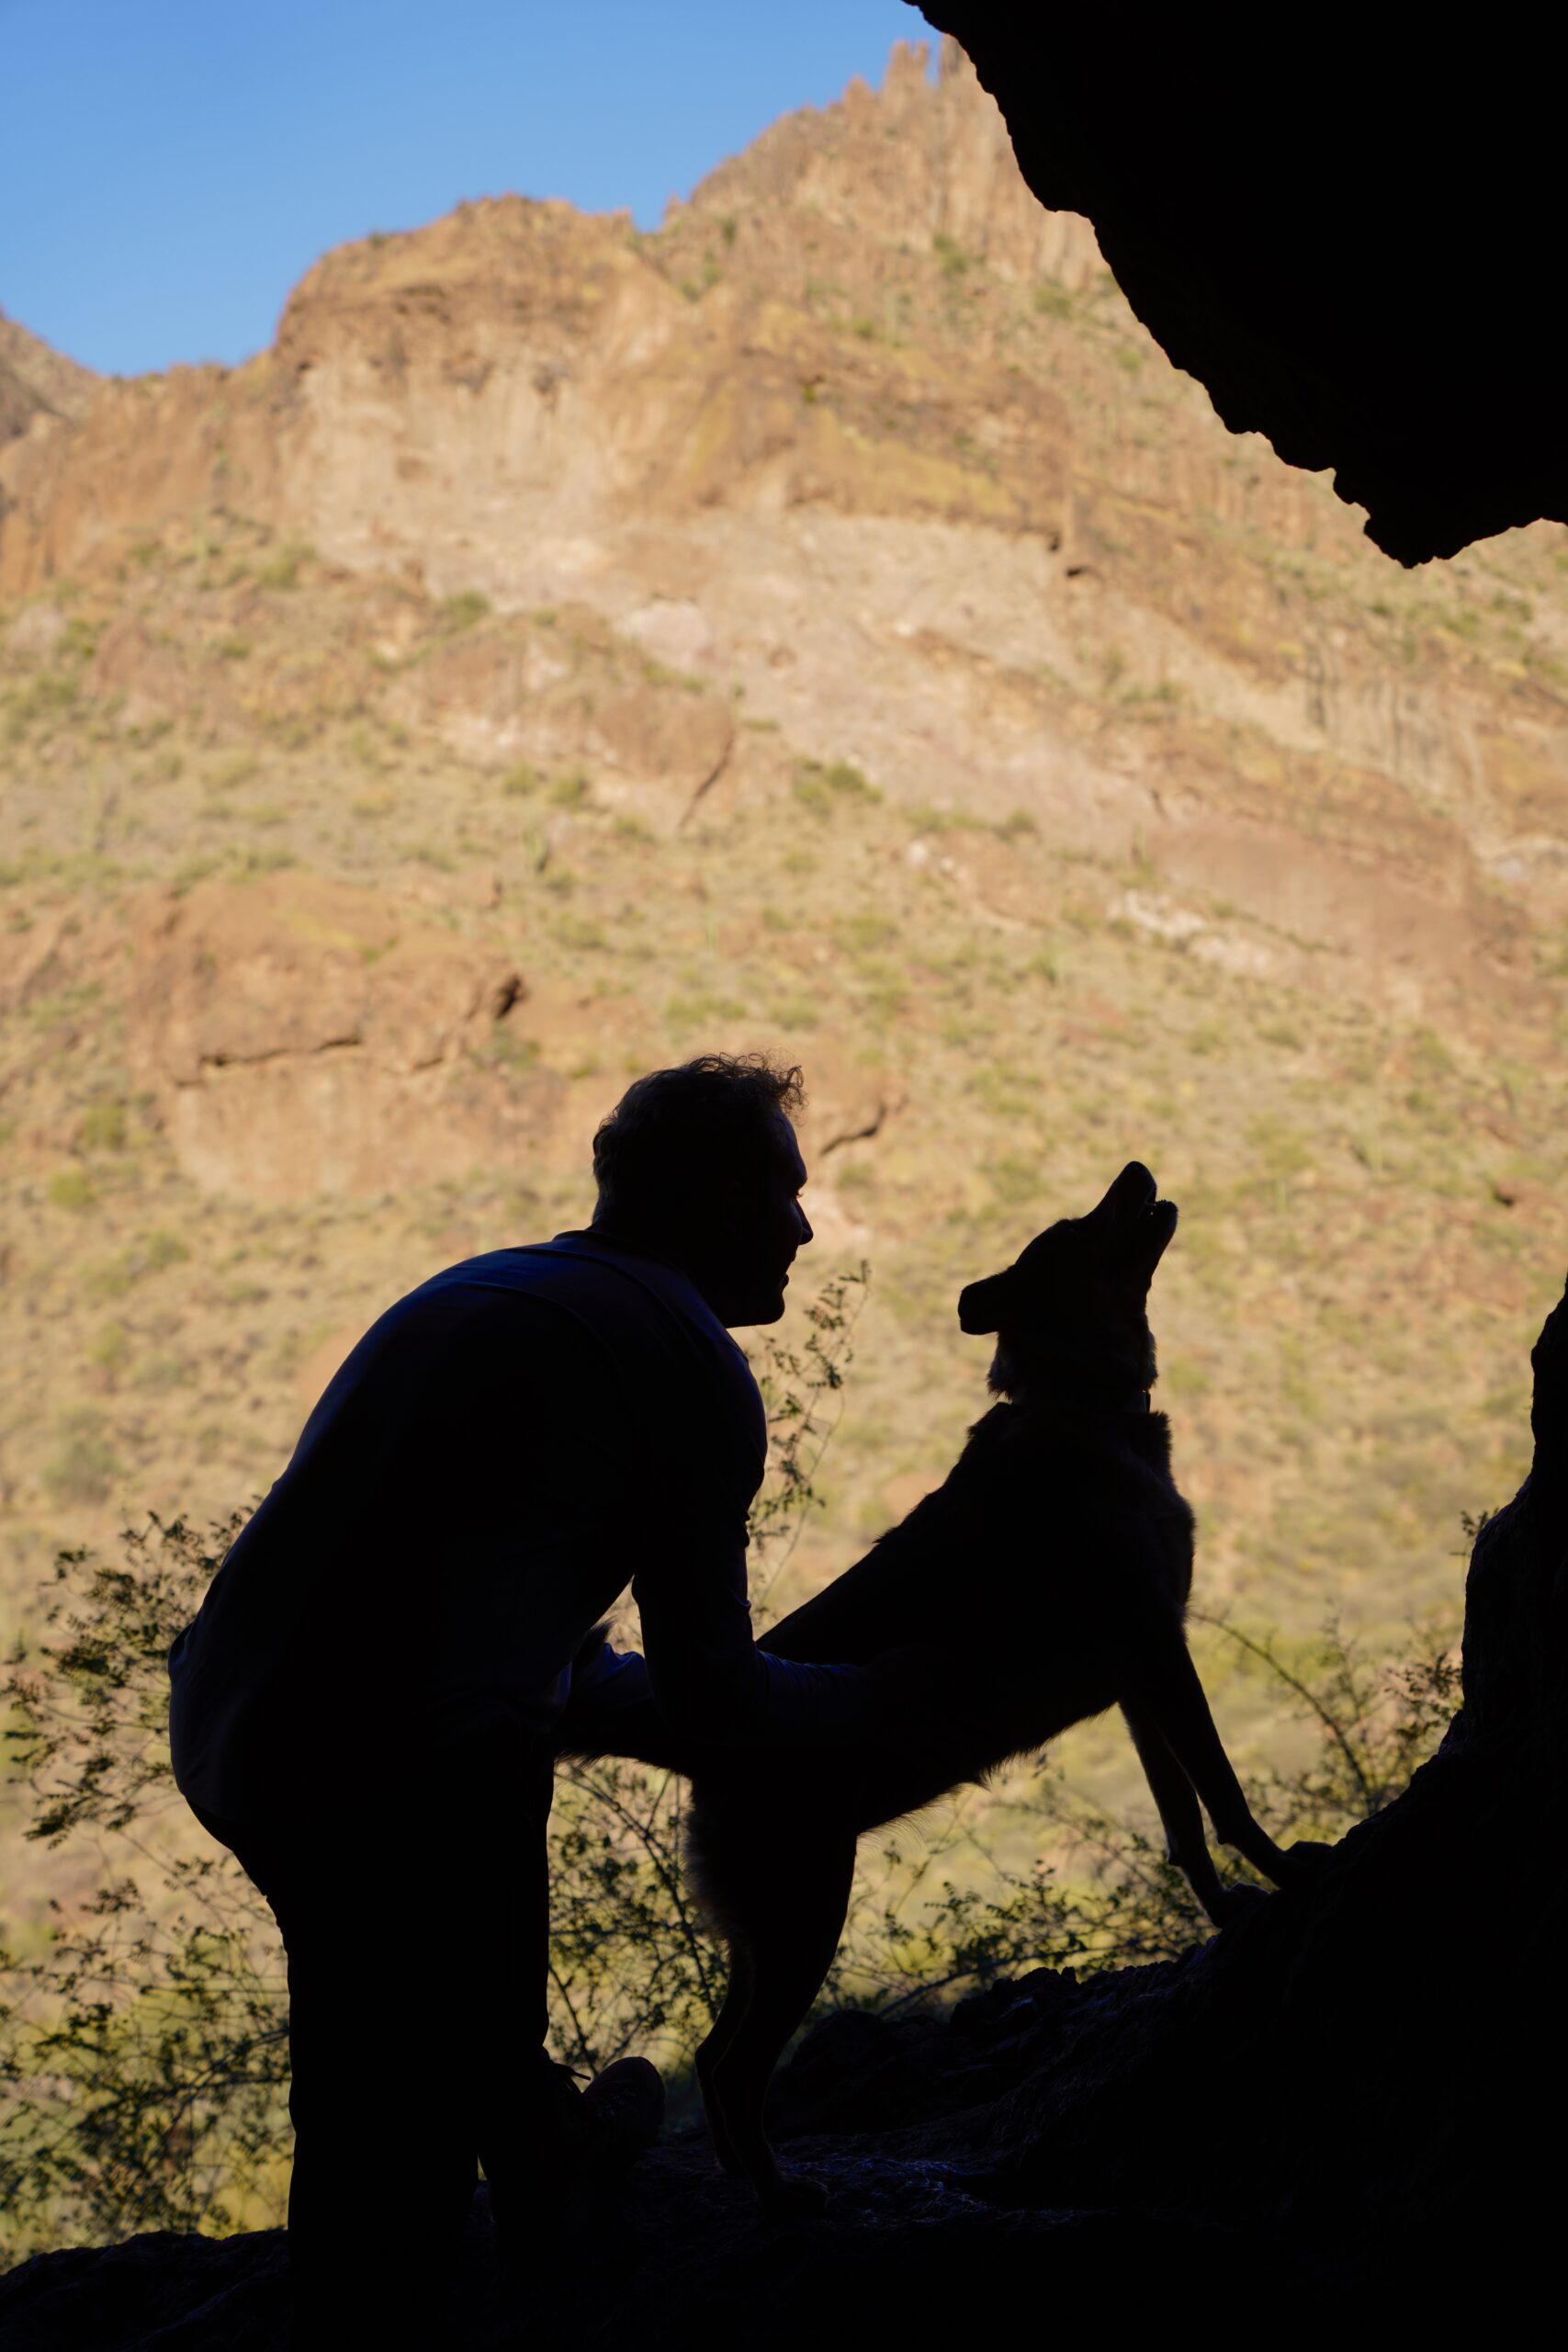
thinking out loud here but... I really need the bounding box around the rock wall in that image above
[0,311,96,449]
[122,875,532,1198]
[5,36,1567,1001]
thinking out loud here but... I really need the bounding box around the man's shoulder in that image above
[537,1237,763,1437]
[416,1235,764,1488]
[412,1238,644,1311]
[420,1238,748,1374]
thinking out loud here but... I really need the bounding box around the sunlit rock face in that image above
[0,309,96,449]
[122,874,535,1198]
[6,32,1568,1022]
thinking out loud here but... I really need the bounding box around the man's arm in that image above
[555,1625,679,1768]
[569,1623,652,1717]
[631,1526,874,1753]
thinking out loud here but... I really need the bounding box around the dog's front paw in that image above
[1279,1838,1333,1882]
[1212,1881,1269,1928]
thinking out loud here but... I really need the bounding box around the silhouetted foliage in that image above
[0,1265,1460,2257]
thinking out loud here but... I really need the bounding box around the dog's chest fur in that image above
[924,1395,1192,1601]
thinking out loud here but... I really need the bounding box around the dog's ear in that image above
[958,1269,1017,1335]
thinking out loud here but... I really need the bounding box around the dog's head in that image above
[957,1161,1177,1402]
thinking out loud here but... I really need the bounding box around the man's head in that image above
[591,1054,812,1326]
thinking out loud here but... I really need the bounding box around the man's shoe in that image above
[580,2054,664,2174]
[496,2058,664,2277]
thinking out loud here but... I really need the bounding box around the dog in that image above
[565,1162,1321,2211]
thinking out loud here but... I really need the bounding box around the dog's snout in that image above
[958,1271,1012,1335]
[1086,1160,1157,1227]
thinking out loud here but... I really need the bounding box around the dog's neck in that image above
[1005,1375,1153,1419]
[989,1335,1156,1418]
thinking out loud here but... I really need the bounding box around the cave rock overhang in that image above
[916,4,1568,566]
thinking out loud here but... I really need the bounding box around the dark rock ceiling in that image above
[916,6,1568,565]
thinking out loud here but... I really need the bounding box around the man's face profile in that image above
[716,1110,812,1328]
[589,1063,812,1328]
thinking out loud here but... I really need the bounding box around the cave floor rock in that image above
[0,1962,1263,2350]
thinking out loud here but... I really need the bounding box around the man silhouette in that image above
[168,1055,872,2343]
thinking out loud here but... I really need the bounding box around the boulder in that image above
[124,873,540,1198]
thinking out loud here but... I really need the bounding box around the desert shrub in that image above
[79,1102,129,1153]
[83,1229,190,1301]
[46,1168,97,1213]
[792,758,880,812]
[0,1267,1461,2257]
[987,1152,1040,1206]
[439,590,491,632]
[41,1412,121,1507]
[254,543,312,592]
[88,1323,132,1379]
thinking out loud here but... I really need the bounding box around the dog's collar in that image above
[1099,1388,1153,1419]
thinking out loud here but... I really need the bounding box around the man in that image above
[168,1054,873,2342]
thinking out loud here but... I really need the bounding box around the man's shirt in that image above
[167,1231,860,1824]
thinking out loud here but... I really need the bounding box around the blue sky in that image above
[0,1,932,378]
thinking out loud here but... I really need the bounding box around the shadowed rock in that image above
[915,5,1568,564]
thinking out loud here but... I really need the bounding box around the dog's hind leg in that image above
[1121,1700,1252,1926]
[702,1831,858,2217]
[694,1937,755,2177]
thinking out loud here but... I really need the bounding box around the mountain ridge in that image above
[4,40,1565,1023]
[0,309,96,449]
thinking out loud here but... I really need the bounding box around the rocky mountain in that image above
[6,47,1567,996]
[2,34,1566,1997]
[0,311,95,452]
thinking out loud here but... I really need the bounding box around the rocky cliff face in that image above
[0,311,95,451]
[123,874,531,1197]
[6,44,1567,996]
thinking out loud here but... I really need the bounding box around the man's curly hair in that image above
[592,1053,806,1227]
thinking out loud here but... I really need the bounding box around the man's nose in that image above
[795,1201,814,1245]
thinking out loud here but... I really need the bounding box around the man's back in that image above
[168,1234,765,1821]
